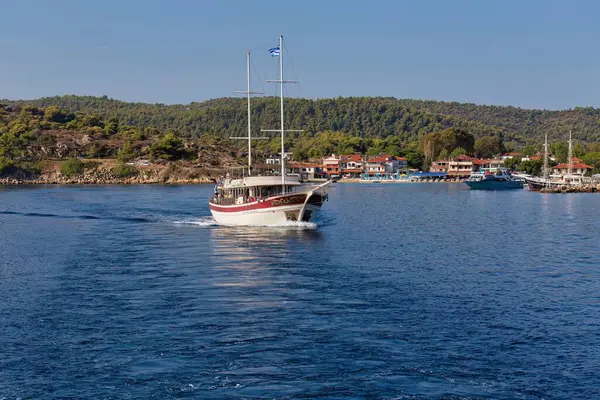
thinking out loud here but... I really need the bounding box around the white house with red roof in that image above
[288,162,324,181]
[448,155,473,176]
[552,158,593,177]
[340,154,364,177]
[322,154,341,176]
[365,154,407,176]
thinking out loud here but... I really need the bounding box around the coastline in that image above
[0,159,220,185]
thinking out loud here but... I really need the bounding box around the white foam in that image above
[173,217,218,227]
[173,217,317,230]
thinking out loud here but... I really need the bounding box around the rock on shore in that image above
[540,184,600,193]
[0,159,222,185]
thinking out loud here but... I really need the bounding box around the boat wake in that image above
[222,220,318,230]
[172,217,219,227]
[173,217,317,230]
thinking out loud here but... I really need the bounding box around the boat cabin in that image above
[211,176,303,206]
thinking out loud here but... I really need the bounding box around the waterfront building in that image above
[287,162,324,181]
[552,161,593,177]
[447,155,473,177]
[430,160,449,173]
[340,154,364,178]
[322,154,342,176]
[365,154,404,176]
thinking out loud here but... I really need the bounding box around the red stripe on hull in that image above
[209,193,307,213]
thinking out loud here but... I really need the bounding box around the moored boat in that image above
[525,132,589,191]
[465,168,523,190]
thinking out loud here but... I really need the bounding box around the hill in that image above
[8,95,600,145]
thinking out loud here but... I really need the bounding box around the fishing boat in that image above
[464,168,523,190]
[209,36,331,225]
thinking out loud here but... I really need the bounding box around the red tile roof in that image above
[290,162,321,168]
[342,168,363,173]
[341,154,363,162]
[368,154,396,163]
[453,155,472,161]
[553,163,593,170]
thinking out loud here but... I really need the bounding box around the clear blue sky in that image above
[0,0,598,109]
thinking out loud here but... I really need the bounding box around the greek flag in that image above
[269,46,280,57]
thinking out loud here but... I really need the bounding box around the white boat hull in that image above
[209,182,330,226]
[210,203,321,226]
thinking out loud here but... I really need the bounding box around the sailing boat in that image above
[526,131,586,191]
[208,36,331,225]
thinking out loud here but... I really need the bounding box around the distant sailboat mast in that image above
[543,133,549,180]
[567,130,573,176]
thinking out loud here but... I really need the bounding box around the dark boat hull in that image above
[465,180,523,190]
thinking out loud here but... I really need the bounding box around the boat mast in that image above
[247,52,252,173]
[567,130,573,176]
[231,52,265,177]
[264,35,300,192]
[279,35,285,190]
[543,133,549,180]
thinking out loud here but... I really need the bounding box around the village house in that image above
[501,152,523,160]
[471,158,504,172]
[340,154,364,178]
[365,155,406,176]
[447,155,473,177]
[287,162,324,181]
[430,160,449,173]
[552,158,593,177]
[322,154,341,176]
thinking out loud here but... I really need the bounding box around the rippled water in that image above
[1,183,599,399]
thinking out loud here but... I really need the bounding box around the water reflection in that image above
[210,225,322,262]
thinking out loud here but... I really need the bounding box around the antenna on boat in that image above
[263,35,302,192]
[231,51,266,176]
[543,133,549,180]
[567,130,573,176]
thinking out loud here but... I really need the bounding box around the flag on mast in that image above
[268,46,280,57]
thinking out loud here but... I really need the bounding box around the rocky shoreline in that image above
[0,160,219,185]
[540,184,600,193]
[0,176,214,185]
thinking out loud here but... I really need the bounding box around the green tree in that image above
[60,158,85,177]
[550,142,568,163]
[437,148,449,160]
[503,157,521,170]
[104,117,119,135]
[474,136,502,158]
[117,141,136,162]
[521,144,538,157]
[149,132,187,161]
[421,128,474,163]
[572,142,585,158]
[581,152,600,174]
[405,149,425,169]
[43,106,67,123]
[519,160,542,176]
[450,147,468,158]
[113,161,137,178]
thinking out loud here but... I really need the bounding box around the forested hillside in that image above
[10,95,600,145]
[3,95,600,179]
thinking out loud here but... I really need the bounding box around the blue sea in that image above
[1,183,599,399]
